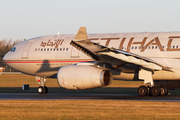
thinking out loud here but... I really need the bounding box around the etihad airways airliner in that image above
[3,27,180,96]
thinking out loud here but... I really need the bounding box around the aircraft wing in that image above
[70,27,171,71]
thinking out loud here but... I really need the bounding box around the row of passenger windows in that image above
[121,45,179,50]
[35,45,178,52]
[35,48,69,52]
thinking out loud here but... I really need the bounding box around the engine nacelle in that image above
[57,65,112,90]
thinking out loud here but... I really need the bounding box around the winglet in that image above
[74,27,88,41]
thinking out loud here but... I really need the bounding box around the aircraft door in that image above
[22,42,32,59]
[71,46,79,58]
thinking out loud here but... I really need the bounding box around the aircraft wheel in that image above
[44,86,48,94]
[150,86,160,97]
[37,86,44,94]
[160,86,168,96]
[138,85,148,96]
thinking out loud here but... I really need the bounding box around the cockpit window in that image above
[10,47,16,52]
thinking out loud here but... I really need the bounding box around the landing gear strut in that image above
[138,85,168,97]
[36,76,48,94]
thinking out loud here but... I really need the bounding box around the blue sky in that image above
[1,0,180,40]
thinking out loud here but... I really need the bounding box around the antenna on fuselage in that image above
[57,31,60,35]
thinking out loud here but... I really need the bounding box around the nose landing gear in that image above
[37,86,48,94]
[36,76,48,94]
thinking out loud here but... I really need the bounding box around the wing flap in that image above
[99,51,163,70]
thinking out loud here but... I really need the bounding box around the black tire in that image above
[138,85,148,96]
[44,86,48,94]
[151,86,160,97]
[147,86,152,96]
[37,86,44,94]
[160,86,168,96]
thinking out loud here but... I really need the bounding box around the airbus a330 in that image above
[3,27,180,97]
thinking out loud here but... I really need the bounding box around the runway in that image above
[1,93,180,101]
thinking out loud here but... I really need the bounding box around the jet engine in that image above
[57,65,112,90]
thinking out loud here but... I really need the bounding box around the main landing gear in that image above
[36,76,48,94]
[138,85,168,97]
[138,68,168,97]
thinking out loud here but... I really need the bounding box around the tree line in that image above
[0,39,21,71]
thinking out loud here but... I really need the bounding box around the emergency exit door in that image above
[22,42,32,58]
[71,46,79,58]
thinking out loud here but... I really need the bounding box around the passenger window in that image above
[66,48,68,51]
[132,46,134,49]
[57,48,59,51]
[177,45,178,49]
[41,48,43,51]
[50,48,52,51]
[35,48,37,51]
[60,48,62,51]
[63,48,65,51]
[135,46,137,49]
[173,46,175,49]
[38,48,40,51]
[54,48,56,51]
[152,46,154,49]
[155,46,157,49]
[44,48,46,51]
[47,48,49,51]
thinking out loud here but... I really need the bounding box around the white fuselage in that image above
[3,32,180,79]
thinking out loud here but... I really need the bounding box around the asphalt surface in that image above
[1,93,180,101]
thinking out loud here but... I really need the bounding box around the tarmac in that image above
[1,93,180,102]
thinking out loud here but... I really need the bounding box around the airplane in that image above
[3,27,180,97]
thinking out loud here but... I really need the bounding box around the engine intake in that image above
[57,65,112,90]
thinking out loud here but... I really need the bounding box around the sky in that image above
[1,0,180,41]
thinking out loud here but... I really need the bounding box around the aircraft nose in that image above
[3,52,10,64]
[3,46,17,64]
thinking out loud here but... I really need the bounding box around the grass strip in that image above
[0,100,180,120]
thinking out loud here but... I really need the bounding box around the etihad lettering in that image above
[132,37,147,52]
[40,39,64,48]
[138,37,164,52]
[167,36,180,51]
[100,38,120,46]
[127,37,134,52]
[90,36,180,52]
[119,38,126,50]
